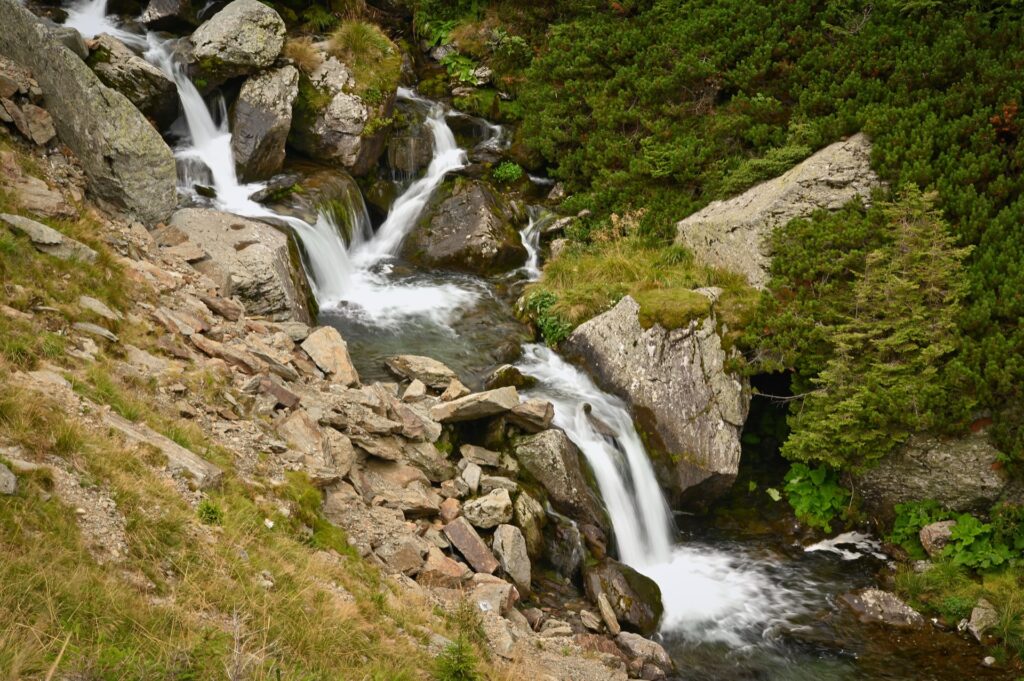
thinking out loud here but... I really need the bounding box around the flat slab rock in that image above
[443,516,499,574]
[385,354,458,390]
[1,213,97,262]
[839,588,924,628]
[429,386,520,423]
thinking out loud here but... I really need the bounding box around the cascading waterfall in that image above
[64,0,144,45]
[517,345,814,646]
[518,206,551,281]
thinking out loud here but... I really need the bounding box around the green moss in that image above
[634,288,712,330]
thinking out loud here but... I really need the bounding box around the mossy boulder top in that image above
[189,0,285,84]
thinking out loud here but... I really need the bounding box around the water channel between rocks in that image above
[63,3,1005,678]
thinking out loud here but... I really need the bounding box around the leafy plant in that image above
[782,463,849,533]
[492,161,524,184]
[441,52,479,84]
[520,290,573,346]
[944,514,1015,571]
[890,499,950,554]
[301,4,338,32]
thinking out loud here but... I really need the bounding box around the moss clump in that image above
[328,21,402,103]
[634,289,712,330]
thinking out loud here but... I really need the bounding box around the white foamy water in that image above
[517,345,819,646]
[64,0,145,46]
[804,531,886,561]
[518,206,550,281]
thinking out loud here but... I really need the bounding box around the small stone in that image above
[402,379,427,402]
[461,462,482,495]
[440,378,472,401]
[580,609,603,632]
[983,656,996,667]
[0,462,16,495]
[598,593,621,635]
[439,497,461,523]
[460,444,501,468]
[463,488,513,529]
[508,398,555,433]
[968,598,998,642]
[919,520,956,559]
[78,295,123,322]
[72,322,119,343]
[1,213,97,262]
[385,355,457,390]
[430,387,520,423]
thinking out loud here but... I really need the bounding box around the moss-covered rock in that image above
[583,557,664,636]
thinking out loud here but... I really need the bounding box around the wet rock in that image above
[839,588,925,628]
[484,364,536,391]
[968,598,998,642]
[492,524,530,596]
[385,354,458,390]
[676,133,878,288]
[513,490,546,558]
[584,558,664,636]
[169,209,312,322]
[140,0,196,31]
[1,213,97,262]
[88,34,177,127]
[0,462,16,495]
[508,399,554,433]
[512,429,606,530]
[856,432,1010,522]
[463,488,513,529]
[230,65,298,182]
[403,178,528,276]
[443,516,498,573]
[429,386,520,423]
[919,520,957,559]
[300,327,359,387]
[386,115,433,174]
[565,295,749,504]
[189,0,284,85]
[0,0,177,224]
[417,545,471,588]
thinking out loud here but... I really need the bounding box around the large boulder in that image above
[584,558,664,636]
[512,429,607,531]
[167,209,312,322]
[230,65,298,182]
[189,0,285,85]
[0,0,177,224]
[492,524,531,596]
[289,50,396,175]
[855,431,1011,522]
[676,133,878,288]
[565,296,749,504]
[87,34,177,128]
[402,178,527,276]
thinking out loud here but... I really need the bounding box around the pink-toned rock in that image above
[439,497,461,524]
[417,545,471,588]
[443,516,498,574]
[301,326,359,386]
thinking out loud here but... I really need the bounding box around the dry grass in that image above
[283,37,322,75]
[327,21,402,102]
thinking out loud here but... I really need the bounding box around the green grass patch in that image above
[522,236,754,344]
[328,21,402,102]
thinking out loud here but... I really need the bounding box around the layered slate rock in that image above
[492,524,531,596]
[512,429,607,531]
[87,34,177,127]
[0,0,177,224]
[443,516,499,574]
[676,133,878,288]
[230,65,299,181]
[856,431,1011,522]
[429,386,519,423]
[300,326,359,387]
[565,295,749,504]
[189,0,285,85]
[1,213,97,262]
[403,178,528,276]
[385,354,458,390]
[168,209,312,323]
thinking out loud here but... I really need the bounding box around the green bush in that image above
[196,499,223,526]
[492,161,524,183]
[889,500,950,556]
[520,290,573,346]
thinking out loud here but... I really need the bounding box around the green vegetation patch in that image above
[328,20,402,103]
[522,235,754,345]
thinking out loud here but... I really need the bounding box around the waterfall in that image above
[517,345,810,644]
[518,206,550,281]
[517,345,674,565]
[351,88,467,268]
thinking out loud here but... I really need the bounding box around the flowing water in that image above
[61,6,1001,678]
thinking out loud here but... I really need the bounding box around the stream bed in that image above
[62,3,1006,678]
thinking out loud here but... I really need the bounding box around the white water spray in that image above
[64,0,145,46]
[518,206,550,281]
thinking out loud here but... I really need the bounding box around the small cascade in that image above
[64,0,143,45]
[518,205,551,281]
[351,88,467,268]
